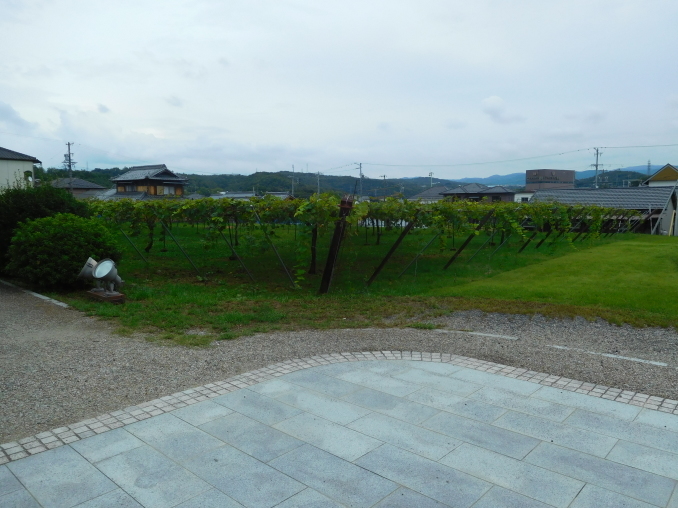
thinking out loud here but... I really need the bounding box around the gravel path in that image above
[2,282,677,443]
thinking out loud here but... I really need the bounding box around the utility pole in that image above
[62,142,76,194]
[429,172,434,188]
[290,164,295,196]
[591,148,602,188]
[380,175,387,199]
[648,160,651,175]
[357,163,363,197]
[317,172,321,195]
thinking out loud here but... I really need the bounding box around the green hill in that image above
[575,170,646,188]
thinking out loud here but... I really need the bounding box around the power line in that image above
[362,143,678,168]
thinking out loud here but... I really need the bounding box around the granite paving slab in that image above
[2,353,678,508]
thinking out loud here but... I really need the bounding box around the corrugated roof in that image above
[51,178,106,189]
[0,146,41,163]
[111,164,187,182]
[531,187,675,209]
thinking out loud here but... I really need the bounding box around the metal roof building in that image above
[531,186,678,235]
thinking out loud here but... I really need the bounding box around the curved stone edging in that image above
[1,350,677,465]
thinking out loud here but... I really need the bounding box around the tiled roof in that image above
[0,146,41,163]
[482,186,513,194]
[51,178,106,189]
[110,164,187,182]
[531,187,675,209]
[410,185,449,200]
[441,183,490,194]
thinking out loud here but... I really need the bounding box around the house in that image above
[440,183,515,202]
[410,185,450,203]
[514,191,535,203]
[51,178,106,198]
[531,186,678,235]
[110,164,188,199]
[642,164,678,187]
[525,169,575,191]
[0,146,40,189]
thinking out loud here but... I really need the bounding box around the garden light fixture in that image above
[78,257,125,303]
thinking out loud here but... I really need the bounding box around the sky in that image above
[1,0,677,180]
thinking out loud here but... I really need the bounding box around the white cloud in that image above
[97,104,110,114]
[481,96,525,125]
[0,102,37,132]
[0,1,677,178]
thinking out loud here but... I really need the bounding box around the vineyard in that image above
[89,195,639,294]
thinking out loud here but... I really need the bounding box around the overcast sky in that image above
[1,0,677,179]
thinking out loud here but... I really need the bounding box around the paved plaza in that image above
[2,356,678,508]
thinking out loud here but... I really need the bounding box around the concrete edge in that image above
[0,279,69,308]
[1,350,677,465]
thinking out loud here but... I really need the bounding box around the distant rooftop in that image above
[111,164,187,182]
[0,146,41,163]
[441,183,490,194]
[410,185,449,200]
[531,186,674,209]
[51,178,106,190]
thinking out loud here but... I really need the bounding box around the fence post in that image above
[443,211,494,269]
[319,195,354,294]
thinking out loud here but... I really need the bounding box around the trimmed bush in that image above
[0,185,89,267]
[6,213,122,287]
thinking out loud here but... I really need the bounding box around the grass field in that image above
[52,223,678,345]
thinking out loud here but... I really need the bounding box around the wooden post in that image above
[534,229,552,249]
[517,231,538,253]
[367,217,418,286]
[443,211,494,269]
[319,196,353,294]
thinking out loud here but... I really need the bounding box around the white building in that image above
[514,191,534,203]
[643,164,678,187]
[0,146,40,189]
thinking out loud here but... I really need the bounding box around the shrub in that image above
[5,213,122,288]
[0,185,89,267]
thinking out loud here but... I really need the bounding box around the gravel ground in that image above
[1,282,677,443]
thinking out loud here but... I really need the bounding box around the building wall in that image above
[525,169,575,191]
[514,192,534,203]
[0,160,33,189]
[648,181,678,187]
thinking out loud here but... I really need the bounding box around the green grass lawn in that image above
[50,223,678,345]
[432,235,678,326]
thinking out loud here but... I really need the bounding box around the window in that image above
[125,184,135,192]
[521,197,529,202]
[492,196,501,202]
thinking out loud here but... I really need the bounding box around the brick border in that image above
[2,351,677,465]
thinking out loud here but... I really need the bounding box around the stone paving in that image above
[1,353,678,507]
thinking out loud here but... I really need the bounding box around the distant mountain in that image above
[456,165,663,186]
[456,173,526,185]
